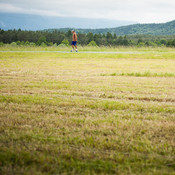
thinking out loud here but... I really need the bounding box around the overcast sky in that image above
[0,0,175,23]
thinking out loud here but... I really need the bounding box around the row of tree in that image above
[0,29,175,47]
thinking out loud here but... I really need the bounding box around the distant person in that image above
[71,30,78,52]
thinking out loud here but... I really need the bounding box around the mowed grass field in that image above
[0,47,175,174]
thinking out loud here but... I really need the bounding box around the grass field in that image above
[0,47,175,174]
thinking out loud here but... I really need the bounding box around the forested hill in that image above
[47,20,175,35]
[110,20,175,35]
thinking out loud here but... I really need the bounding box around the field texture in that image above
[0,48,175,174]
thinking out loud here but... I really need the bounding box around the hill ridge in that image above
[46,20,175,35]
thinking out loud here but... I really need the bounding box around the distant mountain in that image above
[0,13,135,30]
[1,13,174,35]
[47,20,175,36]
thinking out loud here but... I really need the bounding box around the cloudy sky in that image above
[0,0,175,23]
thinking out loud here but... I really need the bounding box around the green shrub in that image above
[61,39,69,46]
[58,43,67,47]
[29,42,36,47]
[53,43,57,47]
[88,41,97,46]
[25,41,30,46]
[16,41,21,45]
[40,42,47,47]
[48,42,53,46]
[137,42,145,47]
[37,36,47,46]
[20,41,25,45]
[10,42,17,46]
[0,42,4,46]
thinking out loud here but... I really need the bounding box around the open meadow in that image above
[0,46,175,174]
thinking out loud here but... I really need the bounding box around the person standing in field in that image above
[71,30,78,52]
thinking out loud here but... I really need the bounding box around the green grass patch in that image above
[102,71,175,77]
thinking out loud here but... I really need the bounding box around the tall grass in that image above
[0,45,175,52]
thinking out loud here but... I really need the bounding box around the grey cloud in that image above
[0,0,174,23]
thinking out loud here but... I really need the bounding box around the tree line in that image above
[0,29,175,47]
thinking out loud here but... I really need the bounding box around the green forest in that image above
[0,29,175,47]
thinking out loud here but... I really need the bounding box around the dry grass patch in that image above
[0,50,175,174]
